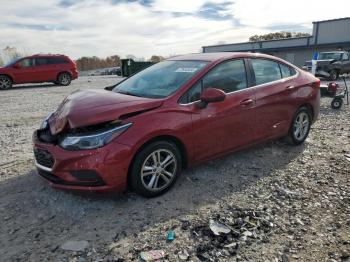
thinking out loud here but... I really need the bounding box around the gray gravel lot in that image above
[0,76,349,261]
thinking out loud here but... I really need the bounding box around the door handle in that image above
[240,99,254,107]
[285,85,295,91]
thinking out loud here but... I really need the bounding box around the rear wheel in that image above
[0,75,12,90]
[129,141,182,197]
[287,107,311,145]
[57,72,71,86]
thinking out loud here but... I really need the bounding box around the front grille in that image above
[34,148,54,168]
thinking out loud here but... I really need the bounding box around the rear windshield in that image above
[113,60,208,98]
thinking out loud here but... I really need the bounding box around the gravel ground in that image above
[0,76,349,262]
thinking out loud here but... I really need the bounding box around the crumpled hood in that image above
[48,89,163,135]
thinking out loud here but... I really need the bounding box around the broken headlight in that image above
[40,112,54,130]
[60,123,132,150]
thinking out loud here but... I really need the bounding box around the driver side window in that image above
[19,58,34,68]
[179,59,247,104]
[203,59,247,93]
[343,53,349,61]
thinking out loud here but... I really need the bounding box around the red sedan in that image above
[33,52,320,197]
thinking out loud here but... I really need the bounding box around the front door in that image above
[182,59,256,162]
[12,58,37,84]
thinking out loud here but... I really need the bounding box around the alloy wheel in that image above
[59,73,71,85]
[0,76,11,90]
[140,149,177,192]
[293,112,310,141]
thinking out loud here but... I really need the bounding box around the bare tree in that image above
[150,55,165,63]
[126,54,136,60]
[2,46,23,64]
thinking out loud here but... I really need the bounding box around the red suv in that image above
[33,53,320,197]
[0,54,78,89]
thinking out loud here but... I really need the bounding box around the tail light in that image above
[311,79,321,89]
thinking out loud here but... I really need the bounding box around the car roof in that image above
[167,52,282,62]
[26,54,68,58]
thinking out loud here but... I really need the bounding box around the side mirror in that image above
[13,64,21,69]
[197,88,226,108]
[104,85,114,91]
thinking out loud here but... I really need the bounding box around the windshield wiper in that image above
[116,90,144,97]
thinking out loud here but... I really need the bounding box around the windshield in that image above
[112,60,208,98]
[4,57,21,67]
[318,53,342,60]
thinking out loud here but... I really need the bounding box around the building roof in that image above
[203,17,350,53]
[313,17,350,23]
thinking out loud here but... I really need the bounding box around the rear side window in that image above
[47,57,69,64]
[202,59,247,93]
[35,58,48,66]
[279,63,296,78]
[251,59,281,85]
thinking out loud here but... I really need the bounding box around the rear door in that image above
[35,57,59,81]
[180,59,256,161]
[249,58,299,140]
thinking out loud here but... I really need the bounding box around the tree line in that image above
[75,55,121,71]
[0,46,165,71]
[75,55,164,71]
[249,31,311,42]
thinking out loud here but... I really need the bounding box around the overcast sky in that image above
[0,0,349,60]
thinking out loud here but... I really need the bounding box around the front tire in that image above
[287,107,312,145]
[331,98,343,109]
[0,75,12,90]
[57,72,72,86]
[129,141,182,197]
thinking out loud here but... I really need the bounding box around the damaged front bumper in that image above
[33,130,133,192]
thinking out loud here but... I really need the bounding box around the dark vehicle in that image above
[121,59,155,77]
[103,67,121,76]
[0,54,78,90]
[33,52,320,197]
[302,51,350,80]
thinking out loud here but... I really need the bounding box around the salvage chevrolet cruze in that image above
[33,53,320,197]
